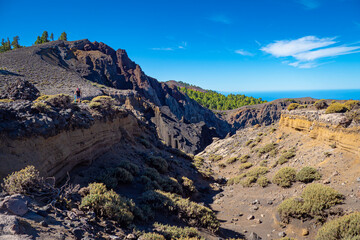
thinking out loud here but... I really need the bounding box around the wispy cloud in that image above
[208,14,231,24]
[151,47,174,51]
[151,41,187,51]
[235,49,254,56]
[261,36,360,68]
[296,0,320,9]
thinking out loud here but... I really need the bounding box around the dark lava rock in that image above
[1,79,40,101]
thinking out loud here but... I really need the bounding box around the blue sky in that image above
[0,0,359,92]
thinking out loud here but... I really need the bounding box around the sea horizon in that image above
[220,89,360,102]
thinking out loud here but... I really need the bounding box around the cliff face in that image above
[0,39,231,153]
[279,110,360,155]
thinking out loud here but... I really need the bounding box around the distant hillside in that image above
[165,80,207,92]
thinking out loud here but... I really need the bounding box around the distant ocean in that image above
[221,89,360,102]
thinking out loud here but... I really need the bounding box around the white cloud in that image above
[235,49,254,56]
[261,36,336,57]
[296,0,320,9]
[294,46,360,61]
[209,14,231,24]
[151,47,174,51]
[261,35,360,68]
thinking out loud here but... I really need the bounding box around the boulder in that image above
[1,79,39,101]
[0,195,29,216]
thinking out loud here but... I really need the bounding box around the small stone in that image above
[252,199,260,205]
[249,232,261,240]
[323,178,331,184]
[302,228,309,236]
[260,214,265,217]
[72,227,85,240]
[356,177,360,182]
[255,219,262,224]
[232,218,239,222]
[247,215,255,220]
[40,220,48,227]
[267,200,273,205]
[252,206,259,211]
[125,234,137,240]
[278,231,286,237]
[238,213,244,216]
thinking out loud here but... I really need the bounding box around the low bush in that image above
[288,103,300,111]
[257,176,269,187]
[0,99,14,103]
[278,150,296,165]
[315,212,360,240]
[259,160,268,167]
[146,156,168,173]
[247,166,269,178]
[241,176,257,187]
[325,103,349,114]
[272,167,297,188]
[140,232,166,240]
[239,155,250,163]
[142,168,183,194]
[239,162,253,170]
[89,95,116,112]
[82,100,90,104]
[226,157,238,164]
[181,176,197,194]
[32,102,52,112]
[227,173,247,185]
[140,190,220,232]
[98,167,134,189]
[117,161,140,176]
[314,99,328,110]
[277,183,343,223]
[208,155,223,162]
[245,139,254,146]
[296,167,321,183]
[2,165,40,194]
[153,222,201,239]
[192,157,213,178]
[257,143,277,156]
[344,100,360,110]
[80,183,140,225]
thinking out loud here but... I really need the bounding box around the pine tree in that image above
[50,33,54,41]
[0,39,5,52]
[59,32,67,41]
[35,36,41,45]
[11,36,21,49]
[40,31,49,43]
[6,37,11,51]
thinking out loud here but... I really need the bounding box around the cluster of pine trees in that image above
[180,87,266,110]
[0,31,68,53]
[0,36,21,52]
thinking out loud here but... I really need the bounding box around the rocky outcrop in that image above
[224,98,316,129]
[280,110,360,155]
[0,40,231,153]
[0,79,39,101]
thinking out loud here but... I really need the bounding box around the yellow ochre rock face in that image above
[280,113,360,156]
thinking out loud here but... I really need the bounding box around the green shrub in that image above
[239,155,250,163]
[32,102,51,112]
[257,143,277,156]
[227,173,247,185]
[146,156,168,173]
[278,150,296,165]
[278,183,343,223]
[82,100,90,104]
[117,161,140,176]
[0,99,14,103]
[344,100,360,110]
[98,167,134,189]
[288,103,300,111]
[239,162,253,170]
[259,160,268,167]
[181,176,197,194]
[245,139,254,146]
[241,176,257,187]
[140,233,166,240]
[2,166,40,194]
[247,166,269,178]
[208,155,223,162]
[314,99,328,110]
[142,168,182,194]
[325,103,349,114]
[89,95,116,111]
[257,176,269,187]
[273,167,297,188]
[140,190,220,232]
[296,167,321,183]
[80,183,139,225]
[192,157,213,178]
[226,157,238,164]
[153,223,201,239]
[316,212,360,240]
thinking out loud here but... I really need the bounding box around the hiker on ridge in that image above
[74,88,81,103]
